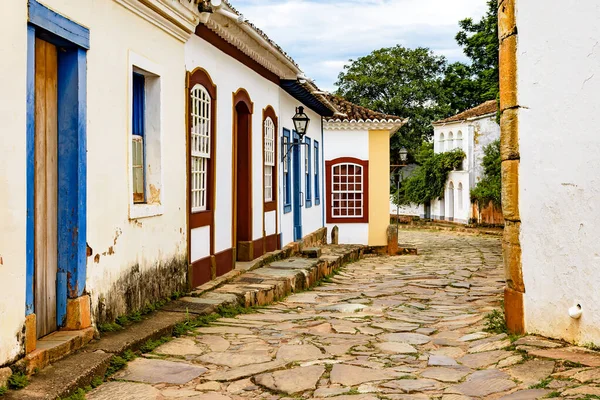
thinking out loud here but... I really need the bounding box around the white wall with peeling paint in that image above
[517,1,600,344]
[0,0,28,366]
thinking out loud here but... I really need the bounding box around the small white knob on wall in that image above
[569,304,583,319]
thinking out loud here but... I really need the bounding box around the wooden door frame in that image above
[231,88,254,261]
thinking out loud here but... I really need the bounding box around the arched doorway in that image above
[448,182,455,222]
[233,89,254,261]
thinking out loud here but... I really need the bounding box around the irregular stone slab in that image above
[458,350,512,368]
[430,346,465,358]
[197,335,230,352]
[528,347,600,367]
[195,381,222,391]
[203,360,287,381]
[468,339,511,353]
[276,344,324,361]
[428,354,458,366]
[513,336,563,349]
[115,358,206,384]
[498,355,524,368]
[448,369,516,397]
[572,368,600,383]
[189,393,232,400]
[499,389,551,400]
[379,333,431,345]
[420,367,471,383]
[284,292,319,304]
[313,386,351,398]
[507,360,555,386]
[87,382,162,400]
[226,378,255,393]
[255,365,324,394]
[382,378,440,393]
[325,342,357,356]
[154,338,205,356]
[160,388,200,398]
[195,326,253,335]
[200,350,272,367]
[319,303,367,313]
[562,385,600,396]
[0,367,11,388]
[372,322,420,332]
[458,332,489,342]
[330,364,392,386]
[375,342,418,354]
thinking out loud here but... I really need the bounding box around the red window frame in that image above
[325,157,369,223]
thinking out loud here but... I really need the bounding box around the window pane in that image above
[190,84,211,212]
[331,162,363,218]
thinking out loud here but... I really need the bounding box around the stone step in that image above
[16,328,95,375]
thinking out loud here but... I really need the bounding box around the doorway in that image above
[448,182,455,222]
[34,38,58,338]
[233,90,253,261]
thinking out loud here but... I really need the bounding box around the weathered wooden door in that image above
[34,38,58,338]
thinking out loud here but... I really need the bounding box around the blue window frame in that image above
[305,137,312,208]
[314,140,320,205]
[283,129,291,213]
[132,72,146,203]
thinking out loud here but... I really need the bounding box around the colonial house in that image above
[499,0,600,344]
[323,95,406,245]
[430,100,500,224]
[0,0,398,368]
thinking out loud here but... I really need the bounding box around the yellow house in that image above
[323,95,406,246]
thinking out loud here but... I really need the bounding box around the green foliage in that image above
[140,336,172,353]
[90,376,103,389]
[470,140,501,206]
[335,46,451,163]
[455,0,499,101]
[60,388,87,400]
[8,372,29,390]
[122,349,137,362]
[98,322,123,333]
[0,386,7,396]
[546,392,561,398]
[484,309,508,334]
[105,356,127,377]
[393,143,466,205]
[529,378,552,389]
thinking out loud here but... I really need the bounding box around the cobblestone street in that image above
[87,231,600,399]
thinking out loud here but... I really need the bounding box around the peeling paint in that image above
[94,254,100,263]
[148,184,161,205]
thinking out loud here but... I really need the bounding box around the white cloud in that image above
[232,0,488,89]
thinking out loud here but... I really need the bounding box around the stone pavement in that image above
[87,231,600,399]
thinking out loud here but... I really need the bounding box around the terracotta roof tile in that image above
[324,94,403,122]
[434,100,498,124]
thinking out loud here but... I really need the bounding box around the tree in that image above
[455,0,499,101]
[470,140,501,206]
[335,46,451,164]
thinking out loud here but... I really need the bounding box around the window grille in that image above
[331,163,363,218]
[190,84,211,212]
[132,135,144,203]
[264,117,275,202]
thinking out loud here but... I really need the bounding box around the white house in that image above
[430,100,499,224]
[499,0,600,342]
[0,0,401,369]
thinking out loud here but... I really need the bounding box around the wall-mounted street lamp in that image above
[399,147,408,164]
[282,106,311,161]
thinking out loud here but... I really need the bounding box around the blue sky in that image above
[233,0,488,91]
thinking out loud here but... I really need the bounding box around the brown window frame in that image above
[188,68,217,229]
[263,106,278,212]
[325,157,369,224]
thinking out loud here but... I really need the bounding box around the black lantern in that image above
[399,147,408,163]
[292,106,310,137]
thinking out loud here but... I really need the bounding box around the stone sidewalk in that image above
[86,231,600,400]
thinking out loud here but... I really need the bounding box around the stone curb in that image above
[398,225,503,237]
[5,241,363,400]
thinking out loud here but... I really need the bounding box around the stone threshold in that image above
[4,241,364,400]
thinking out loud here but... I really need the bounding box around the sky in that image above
[233,0,488,92]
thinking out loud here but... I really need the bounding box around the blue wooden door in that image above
[292,132,302,240]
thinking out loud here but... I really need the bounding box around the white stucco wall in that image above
[185,35,281,253]
[278,90,324,247]
[323,129,370,244]
[517,1,600,343]
[389,200,424,217]
[0,0,28,366]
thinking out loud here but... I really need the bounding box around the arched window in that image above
[190,84,211,212]
[448,132,454,151]
[439,132,445,152]
[325,158,369,223]
[263,106,277,211]
[188,68,216,227]
[458,182,463,210]
[457,131,463,150]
